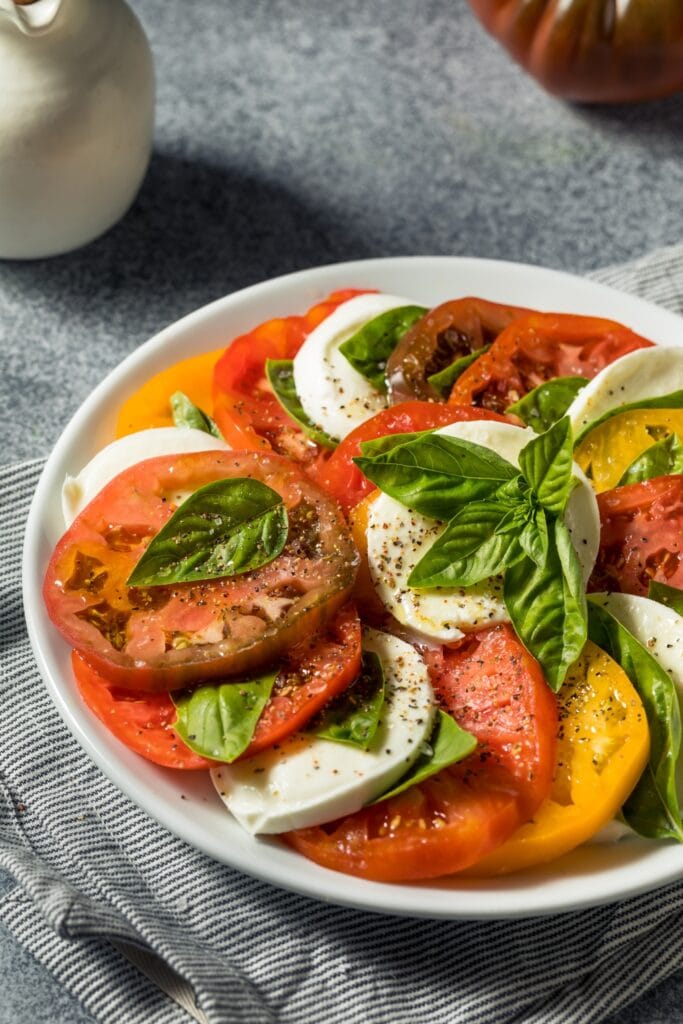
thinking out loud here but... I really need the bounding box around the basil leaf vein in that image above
[618,432,683,486]
[170,391,223,439]
[266,359,337,449]
[127,477,289,586]
[172,669,278,763]
[508,376,587,433]
[338,305,427,391]
[316,651,385,750]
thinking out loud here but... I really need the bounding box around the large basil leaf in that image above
[316,651,384,750]
[359,429,432,459]
[587,598,683,842]
[338,305,427,391]
[354,434,518,520]
[647,580,683,617]
[370,710,477,804]
[618,432,683,486]
[427,345,491,399]
[507,377,587,433]
[170,391,223,439]
[574,389,683,445]
[519,416,575,515]
[172,670,277,762]
[265,359,337,449]
[127,477,288,586]
[408,500,524,589]
[504,516,587,691]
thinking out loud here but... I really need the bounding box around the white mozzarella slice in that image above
[568,346,683,437]
[292,292,415,441]
[61,427,230,526]
[211,628,435,835]
[366,420,600,642]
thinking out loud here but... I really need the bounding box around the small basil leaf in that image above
[508,377,588,433]
[504,517,587,691]
[408,501,524,589]
[494,503,530,536]
[265,359,337,449]
[587,598,683,842]
[617,432,683,486]
[316,651,385,750]
[427,345,492,399]
[170,391,223,439]
[354,434,518,520]
[338,305,427,391]
[647,580,683,616]
[171,669,278,763]
[518,506,549,568]
[519,416,575,515]
[574,389,683,446]
[127,478,288,586]
[370,710,477,804]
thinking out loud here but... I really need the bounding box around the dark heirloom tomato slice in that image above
[212,289,367,462]
[310,400,509,513]
[448,313,654,414]
[44,451,359,691]
[286,624,558,882]
[589,474,683,596]
[386,297,530,404]
[71,605,361,767]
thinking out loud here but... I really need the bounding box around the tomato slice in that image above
[285,624,558,881]
[71,605,361,767]
[212,289,368,460]
[310,400,509,513]
[574,408,683,494]
[589,474,683,596]
[44,450,359,691]
[385,297,530,403]
[448,312,654,414]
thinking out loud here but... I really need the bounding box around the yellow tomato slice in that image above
[465,642,649,876]
[574,408,683,493]
[116,348,224,438]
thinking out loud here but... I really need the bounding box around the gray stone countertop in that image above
[2,0,683,1020]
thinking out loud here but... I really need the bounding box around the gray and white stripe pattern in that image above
[3,244,683,1024]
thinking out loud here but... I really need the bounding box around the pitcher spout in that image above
[0,0,63,34]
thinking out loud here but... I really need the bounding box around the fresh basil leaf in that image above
[574,389,683,446]
[518,505,549,568]
[508,377,588,433]
[494,502,530,536]
[265,359,337,449]
[587,598,683,842]
[359,429,433,459]
[647,580,683,616]
[338,305,427,391]
[127,477,288,586]
[519,416,575,515]
[504,517,587,691]
[316,651,384,750]
[170,391,223,439]
[354,434,518,520]
[427,345,491,399]
[172,669,277,763]
[408,501,524,589]
[370,710,477,804]
[617,432,683,486]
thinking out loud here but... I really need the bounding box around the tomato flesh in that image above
[44,450,359,690]
[286,624,558,881]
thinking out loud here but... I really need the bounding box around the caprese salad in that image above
[42,288,683,882]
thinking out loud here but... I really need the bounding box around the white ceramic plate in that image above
[24,256,683,920]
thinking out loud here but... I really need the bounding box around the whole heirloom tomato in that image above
[468,0,683,103]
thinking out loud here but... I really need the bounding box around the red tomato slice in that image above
[71,605,361,768]
[448,312,654,413]
[44,450,359,691]
[285,624,558,881]
[310,401,510,512]
[589,474,683,596]
[212,289,368,460]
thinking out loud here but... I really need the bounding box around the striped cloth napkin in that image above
[3,244,683,1024]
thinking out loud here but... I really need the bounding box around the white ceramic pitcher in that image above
[0,0,154,259]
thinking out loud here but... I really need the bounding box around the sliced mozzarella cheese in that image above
[211,628,435,835]
[588,593,683,845]
[568,346,683,437]
[61,427,230,526]
[292,292,415,441]
[366,420,600,643]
